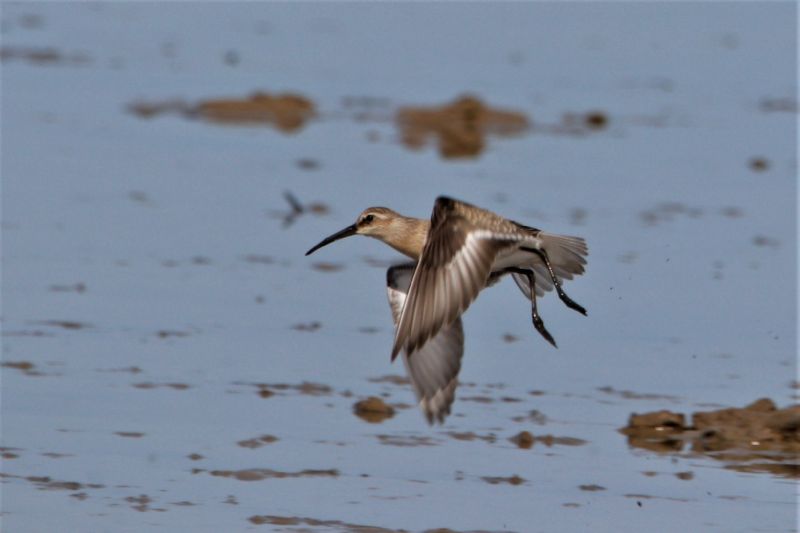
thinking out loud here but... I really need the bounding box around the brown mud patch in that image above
[295,157,321,170]
[126,494,167,512]
[267,382,331,395]
[481,474,525,486]
[249,515,406,532]
[41,452,73,459]
[291,321,322,332]
[582,111,608,130]
[235,380,333,399]
[446,431,497,444]
[501,396,523,403]
[719,206,745,218]
[158,256,213,268]
[397,95,529,158]
[255,385,274,399]
[625,493,693,504]
[132,382,190,391]
[641,470,694,481]
[353,397,395,423]
[128,91,315,132]
[377,434,439,447]
[38,319,91,330]
[544,111,610,136]
[96,366,142,374]
[171,500,196,507]
[1,361,45,376]
[748,156,770,172]
[460,395,494,404]
[752,234,780,248]
[502,333,519,343]
[155,329,190,339]
[511,409,548,424]
[48,282,86,293]
[237,435,278,449]
[311,262,344,273]
[1,46,91,66]
[241,253,274,265]
[196,92,315,130]
[759,96,799,113]
[509,431,587,449]
[114,431,145,438]
[1,472,105,492]
[510,431,535,449]
[210,468,338,482]
[1,329,54,337]
[1,447,22,459]
[620,398,800,478]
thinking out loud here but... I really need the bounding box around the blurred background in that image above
[2,3,797,532]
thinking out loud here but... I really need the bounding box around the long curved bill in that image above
[305,224,358,256]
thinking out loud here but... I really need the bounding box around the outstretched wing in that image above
[391,197,517,359]
[387,263,463,424]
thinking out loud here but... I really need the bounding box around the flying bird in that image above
[306,196,587,423]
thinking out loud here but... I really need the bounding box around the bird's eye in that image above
[363,214,374,224]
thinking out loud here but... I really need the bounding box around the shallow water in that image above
[1,3,797,532]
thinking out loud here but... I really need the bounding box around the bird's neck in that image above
[378,217,429,261]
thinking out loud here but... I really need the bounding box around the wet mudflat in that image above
[2,4,797,533]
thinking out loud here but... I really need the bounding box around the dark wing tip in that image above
[386,265,398,287]
[435,195,456,206]
[390,343,402,362]
[433,196,460,216]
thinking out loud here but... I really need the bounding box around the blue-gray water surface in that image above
[2,3,797,532]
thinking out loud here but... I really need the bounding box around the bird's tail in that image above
[511,233,588,298]
[538,232,588,280]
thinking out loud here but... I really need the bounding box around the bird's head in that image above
[305,207,400,255]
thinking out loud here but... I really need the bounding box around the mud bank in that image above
[397,95,529,158]
[128,91,316,132]
[621,398,800,477]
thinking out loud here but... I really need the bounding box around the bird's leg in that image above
[521,247,587,316]
[504,267,557,348]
